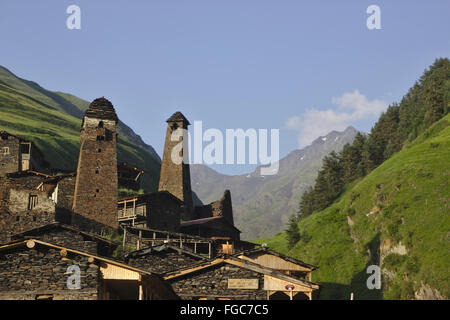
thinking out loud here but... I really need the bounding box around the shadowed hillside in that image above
[0,66,161,191]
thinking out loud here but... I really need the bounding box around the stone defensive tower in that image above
[158,112,195,220]
[72,97,119,230]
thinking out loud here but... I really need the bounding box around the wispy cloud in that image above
[286,90,388,147]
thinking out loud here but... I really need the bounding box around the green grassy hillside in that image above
[258,114,450,299]
[0,66,160,191]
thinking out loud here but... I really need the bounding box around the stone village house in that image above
[0,97,320,299]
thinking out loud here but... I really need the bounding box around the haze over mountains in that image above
[191,126,358,239]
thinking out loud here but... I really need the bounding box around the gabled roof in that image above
[164,255,320,291]
[0,238,147,275]
[0,238,179,299]
[236,247,318,271]
[10,222,118,248]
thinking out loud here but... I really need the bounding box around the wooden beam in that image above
[164,259,224,280]
[139,275,144,300]
[208,242,212,259]
[123,227,127,248]
[26,240,35,249]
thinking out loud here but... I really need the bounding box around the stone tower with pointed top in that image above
[158,112,195,220]
[72,97,119,230]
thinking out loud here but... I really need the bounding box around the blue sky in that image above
[0,1,449,175]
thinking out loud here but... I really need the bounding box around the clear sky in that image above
[0,1,449,175]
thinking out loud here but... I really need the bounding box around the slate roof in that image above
[84,97,118,123]
[180,216,241,233]
[10,222,118,248]
[235,246,318,271]
[166,111,190,125]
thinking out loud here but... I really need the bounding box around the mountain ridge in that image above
[191,126,358,239]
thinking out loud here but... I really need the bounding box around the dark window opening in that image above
[20,143,31,154]
[98,121,104,128]
[28,194,38,210]
[98,149,102,153]
[96,189,100,193]
[16,216,20,222]
[97,135,105,141]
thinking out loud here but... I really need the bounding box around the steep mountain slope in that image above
[258,114,450,299]
[0,66,161,191]
[191,127,358,239]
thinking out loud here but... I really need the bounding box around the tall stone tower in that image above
[72,97,119,230]
[158,112,195,220]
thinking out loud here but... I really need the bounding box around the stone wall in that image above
[55,176,76,224]
[0,179,57,243]
[8,189,55,215]
[158,114,194,220]
[169,262,266,300]
[72,117,118,230]
[0,134,20,176]
[146,193,181,232]
[194,190,234,225]
[0,245,99,300]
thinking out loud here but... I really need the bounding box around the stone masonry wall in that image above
[169,263,266,300]
[146,193,181,232]
[72,117,118,230]
[194,190,235,225]
[0,245,99,300]
[158,119,194,220]
[0,179,57,243]
[55,176,76,224]
[0,134,20,176]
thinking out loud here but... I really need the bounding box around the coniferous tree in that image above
[286,214,301,249]
[295,58,450,222]
[298,187,315,218]
[312,151,344,211]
